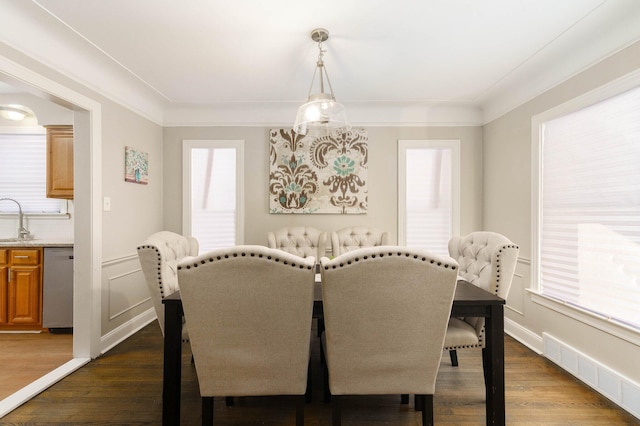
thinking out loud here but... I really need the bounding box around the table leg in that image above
[163,302,183,426]
[483,304,505,426]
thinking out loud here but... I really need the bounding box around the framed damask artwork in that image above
[124,146,149,185]
[269,128,368,214]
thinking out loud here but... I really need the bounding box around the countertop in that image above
[0,239,74,248]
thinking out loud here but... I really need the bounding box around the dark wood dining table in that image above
[162,279,506,426]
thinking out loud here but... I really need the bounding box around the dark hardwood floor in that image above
[1,322,638,425]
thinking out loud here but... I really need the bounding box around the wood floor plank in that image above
[0,331,73,400]
[1,324,638,425]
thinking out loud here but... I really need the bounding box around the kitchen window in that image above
[0,132,66,214]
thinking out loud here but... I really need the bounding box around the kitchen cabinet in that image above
[0,247,43,330]
[45,125,74,199]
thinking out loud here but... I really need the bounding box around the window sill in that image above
[25,213,71,220]
[527,289,640,347]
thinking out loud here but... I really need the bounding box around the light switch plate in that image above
[103,197,111,211]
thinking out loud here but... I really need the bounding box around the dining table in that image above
[162,279,506,426]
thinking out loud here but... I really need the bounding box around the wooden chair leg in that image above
[317,317,325,337]
[400,394,409,404]
[419,394,434,426]
[449,349,459,367]
[202,397,213,426]
[305,359,312,403]
[296,395,305,426]
[331,395,342,426]
[415,394,424,411]
[225,396,234,406]
[320,337,331,403]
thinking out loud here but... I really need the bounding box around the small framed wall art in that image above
[124,146,149,185]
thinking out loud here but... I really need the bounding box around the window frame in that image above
[0,127,69,217]
[182,139,244,250]
[397,139,460,255]
[531,69,640,344]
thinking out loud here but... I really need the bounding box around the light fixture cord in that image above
[306,34,336,100]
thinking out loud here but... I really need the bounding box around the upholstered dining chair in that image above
[444,231,519,367]
[320,246,458,425]
[177,245,316,426]
[136,230,199,339]
[267,226,327,259]
[330,226,389,256]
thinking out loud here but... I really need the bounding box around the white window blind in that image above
[540,85,640,330]
[0,133,64,213]
[398,140,460,257]
[183,140,244,254]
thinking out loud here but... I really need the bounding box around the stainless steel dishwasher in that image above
[43,246,74,333]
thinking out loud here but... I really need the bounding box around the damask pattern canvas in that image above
[269,128,368,214]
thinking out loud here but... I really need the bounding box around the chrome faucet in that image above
[0,198,31,240]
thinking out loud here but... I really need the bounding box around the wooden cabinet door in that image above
[0,265,7,325]
[7,265,42,327]
[0,248,43,330]
[46,125,74,199]
[0,249,7,325]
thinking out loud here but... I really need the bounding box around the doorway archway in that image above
[0,54,102,416]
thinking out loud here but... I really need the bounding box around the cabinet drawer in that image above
[0,249,7,264]
[10,249,41,265]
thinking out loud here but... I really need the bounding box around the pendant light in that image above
[293,28,350,136]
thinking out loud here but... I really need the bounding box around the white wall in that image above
[483,40,640,385]
[99,96,163,337]
[162,126,483,248]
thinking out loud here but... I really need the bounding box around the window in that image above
[398,140,460,256]
[182,140,244,253]
[533,83,640,331]
[0,132,66,214]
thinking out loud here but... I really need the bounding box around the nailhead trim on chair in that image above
[137,245,167,298]
[178,251,314,270]
[493,244,519,296]
[444,241,519,350]
[323,250,457,271]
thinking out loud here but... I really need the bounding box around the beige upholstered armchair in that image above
[320,246,458,425]
[444,231,519,366]
[267,226,327,259]
[136,231,198,337]
[330,226,389,256]
[177,245,316,425]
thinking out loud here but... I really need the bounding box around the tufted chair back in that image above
[178,245,315,423]
[137,231,199,336]
[448,231,519,298]
[267,226,327,258]
[319,246,458,424]
[330,226,389,256]
[444,231,519,366]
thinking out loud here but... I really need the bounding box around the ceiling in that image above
[2,0,640,126]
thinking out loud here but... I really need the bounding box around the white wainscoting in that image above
[100,253,157,354]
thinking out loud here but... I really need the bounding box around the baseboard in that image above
[99,308,157,354]
[505,317,543,354]
[0,358,90,418]
[542,332,640,420]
